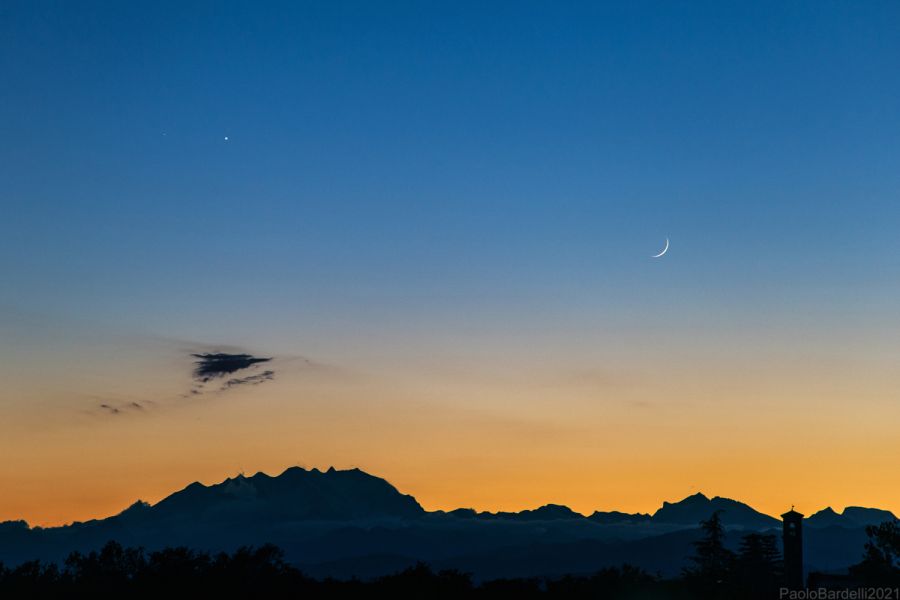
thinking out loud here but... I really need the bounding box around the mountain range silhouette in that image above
[1,466,894,579]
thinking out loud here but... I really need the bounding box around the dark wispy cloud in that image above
[190,351,276,394]
[223,370,275,389]
[96,401,146,416]
[192,353,272,382]
[82,343,282,417]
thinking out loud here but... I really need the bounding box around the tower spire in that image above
[782,507,804,589]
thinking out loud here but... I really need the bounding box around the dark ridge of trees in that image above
[0,542,692,599]
[0,543,314,599]
[3,520,898,599]
[545,564,688,599]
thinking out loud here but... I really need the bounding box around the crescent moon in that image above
[651,238,669,258]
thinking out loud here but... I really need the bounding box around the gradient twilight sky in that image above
[2,1,900,526]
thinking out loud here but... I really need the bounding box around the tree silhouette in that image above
[64,541,146,594]
[734,532,782,598]
[683,511,736,598]
[1,559,62,597]
[851,520,900,585]
[477,576,543,599]
[375,562,474,598]
[546,565,659,598]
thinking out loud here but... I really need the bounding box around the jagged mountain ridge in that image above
[0,466,896,578]
[10,466,895,531]
[651,492,781,529]
[806,506,897,529]
[145,466,424,522]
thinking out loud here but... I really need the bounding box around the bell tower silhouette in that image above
[782,507,804,589]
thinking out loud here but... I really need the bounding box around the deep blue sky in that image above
[3,1,899,346]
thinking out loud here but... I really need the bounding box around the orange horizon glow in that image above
[3,321,899,528]
[5,456,899,529]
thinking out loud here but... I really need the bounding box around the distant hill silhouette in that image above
[148,466,423,522]
[652,492,781,530]
[439,504,584,521]
[587,510,652,525]
[0,466,895,579]
[806,506,897,529]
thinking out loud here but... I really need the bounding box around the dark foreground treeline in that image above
[2,514,897,599]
